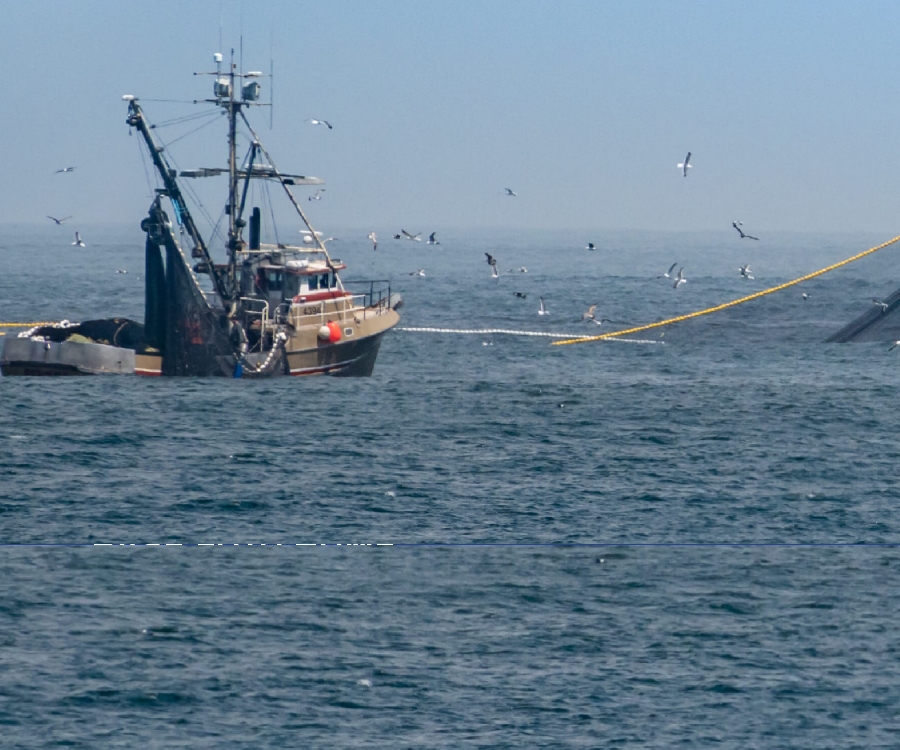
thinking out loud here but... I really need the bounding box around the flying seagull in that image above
[47,215,72,225]
[677,152,692,177]
[581,304,616,325]
[732,221,759,240]
[308,189,325,201]
[739,264,754,279]
[890,341,900,351]
[485,252,497,269]
[55,167,76,173]
[427,232,440,245]
[872,298,889,313]
[307,118,332,129]
[538,296,550,315]
[505,188,517,197]
[367,232,377,251]
[491,264,499,278]
[658,262,678,279]
[802,292,810,301]
[401,229,421,241]
[673,267,687,288]
[409,268,425,276]
[72,231,85,247]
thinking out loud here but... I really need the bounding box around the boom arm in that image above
[126,99,233,303]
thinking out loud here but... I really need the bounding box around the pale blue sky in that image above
[3,0,900,232]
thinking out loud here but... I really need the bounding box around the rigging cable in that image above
[553,233,900,346]
[135,130,157,197]
[151,109,224,130]
[263,179,281,247]
[153,138,220,237]
[159,111,222,148]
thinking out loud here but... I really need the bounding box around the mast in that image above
[227,48,241,280]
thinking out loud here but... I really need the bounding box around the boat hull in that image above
[1,337,135,376]
[284,328,387,376]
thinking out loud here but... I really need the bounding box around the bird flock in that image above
[47,166,88,249]
[299,148,806,325]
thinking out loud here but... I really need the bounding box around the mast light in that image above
[214,78,232,98]
[242,81,261,101]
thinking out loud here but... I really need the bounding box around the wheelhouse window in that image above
[307,272,333,291]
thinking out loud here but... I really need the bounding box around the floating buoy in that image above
[327,321,342,342]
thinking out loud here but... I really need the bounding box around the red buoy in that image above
[327,321,342,342]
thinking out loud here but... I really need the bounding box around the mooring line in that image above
[553,233,900,346]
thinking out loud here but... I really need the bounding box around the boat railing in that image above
[342,280,393,318]
[287,281,392,327]
[240,296,270,333]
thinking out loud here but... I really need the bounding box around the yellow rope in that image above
[0,322,57,328]
[553,234,900,346]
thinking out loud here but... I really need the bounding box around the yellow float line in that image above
[0,322,57,328]
[553,234,900,346]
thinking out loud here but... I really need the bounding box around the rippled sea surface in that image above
[2,225,900,746]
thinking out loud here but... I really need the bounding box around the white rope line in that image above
[396,327,664,344]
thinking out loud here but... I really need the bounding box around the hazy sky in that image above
[4,0,900,232]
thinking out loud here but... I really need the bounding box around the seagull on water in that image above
[739,264,754,279]
[872,298,889,313]
[658,262,678,279]
[427,232,440,245]
[55,167,76,173]
[393,233,401,240]
[505,188,517,197]
[802,292,810,300]
[538,296,550,315]
[409,268,425,276]
[401,229,421,241]
[514,292,527,299]
[732,221,759,240]
[367,232,377,251]
[677,152,692,177]
[673,267,687,288]
[308,189,325,201]
[115,269,127,274]
[72,231,85,247]
[306,118,332,129]
[47,215,72,225]
[586,242,596,251]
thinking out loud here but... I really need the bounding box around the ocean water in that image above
[2,224,900,746]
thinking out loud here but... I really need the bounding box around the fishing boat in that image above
[1,51,400,377]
